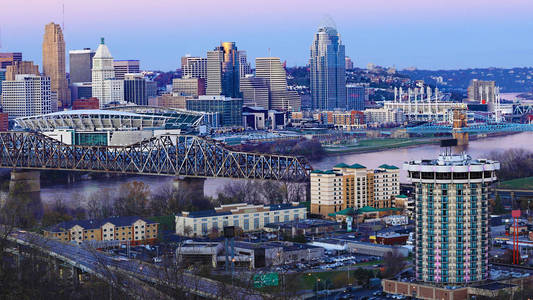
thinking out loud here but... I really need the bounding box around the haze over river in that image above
[38,132,533,206]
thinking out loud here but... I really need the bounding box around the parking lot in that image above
[266,252,381,274]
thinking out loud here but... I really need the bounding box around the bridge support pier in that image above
[453,132,469,146]
[72,266,81,287]
[174,177,205,199]
[9,170,40,193]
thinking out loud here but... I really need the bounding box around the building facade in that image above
[69,48,95,83]
[1,74,55,118]
[176,202,307,237]
[206,42,241,98]
[42,23,70,107]
[186,95,243,127]
[123,73,147,105]
[0,52,22,68]
[114,60,140,80]
[309,24,346,110]
[405,153,499,284]
[346,84,366,111]
[43,216,159,245]
[239,76,270,108]
[181,56,207,90]
[311,163,400,218]
[92,38,119,108]
[172,77,205,97]
[255,57,300,111]
[5,61,40,81]
[238,50,252,78]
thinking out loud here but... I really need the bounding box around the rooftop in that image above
[406,153,498,167]
[45,216,157,232]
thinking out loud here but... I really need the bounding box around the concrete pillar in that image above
[9,170,40,193]
[174,177,205,199]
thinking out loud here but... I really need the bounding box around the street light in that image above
[307,273,321,300]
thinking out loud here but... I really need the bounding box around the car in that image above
[153,257,162,263]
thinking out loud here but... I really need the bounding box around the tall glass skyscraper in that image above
[310,24,346,111]
[206,42,241,99]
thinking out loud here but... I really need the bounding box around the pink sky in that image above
[2,0,533,70]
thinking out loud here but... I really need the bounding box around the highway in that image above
[7,229,263,299]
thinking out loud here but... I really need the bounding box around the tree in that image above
[491,195,506,214]
[114,181,150,217]
[382,249,406,278]
[0,182,41,229]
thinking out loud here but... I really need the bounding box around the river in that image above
[37,132,533,206]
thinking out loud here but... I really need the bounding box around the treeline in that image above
[234,138,326,161]
[488,149,533,181]
[1,179,307,230]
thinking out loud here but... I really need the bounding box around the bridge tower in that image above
[452,108,469,146]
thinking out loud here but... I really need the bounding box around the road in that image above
[7,229,263,299]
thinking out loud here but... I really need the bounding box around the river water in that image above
[38,132,533,206]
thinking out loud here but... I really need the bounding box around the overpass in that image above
[0,131,312,184]
[6,228,263,299]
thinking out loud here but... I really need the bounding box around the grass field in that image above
[499,176,533,190]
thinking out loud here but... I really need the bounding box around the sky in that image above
[2,0,533,71]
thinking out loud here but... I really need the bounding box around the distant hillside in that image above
[401,67,533,93]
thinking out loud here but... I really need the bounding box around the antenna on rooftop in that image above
[440,139,457,156]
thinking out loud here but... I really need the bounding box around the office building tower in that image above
[345,56,354,70]
[206,42,241,98]
[5,61,40,80]
[310,23,346,110]
[172,78,205,97]
[42,22,70,107]
[310,163,400,218]
[181,56,207,82]
[346,84,366,111]
[0,52,22,68]
[123,73,147,105]
[238,50,252,78]
[92,38,120,107]
[69,48,95,83]
[1,74,54,118]
[114,60,140,80]
[255,57,301,111]
[239,76,270,108]
[103,79,124,105]
[405,152,499,284]
[186,95,243,127]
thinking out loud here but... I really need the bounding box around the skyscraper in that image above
[69,48,95,83]
[346,84,366,111]
[42,23,70,107]
[92,38,121,108]
[114,60,140,80]
[206,42,241,98]
[255,57,300,111]
[309,23,346,110]
[405,152,499,284]
[123,73,147,105]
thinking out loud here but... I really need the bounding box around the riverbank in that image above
[323,137,442,155]
[321,131,521,157]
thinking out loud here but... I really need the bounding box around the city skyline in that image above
[1,0,533,71]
